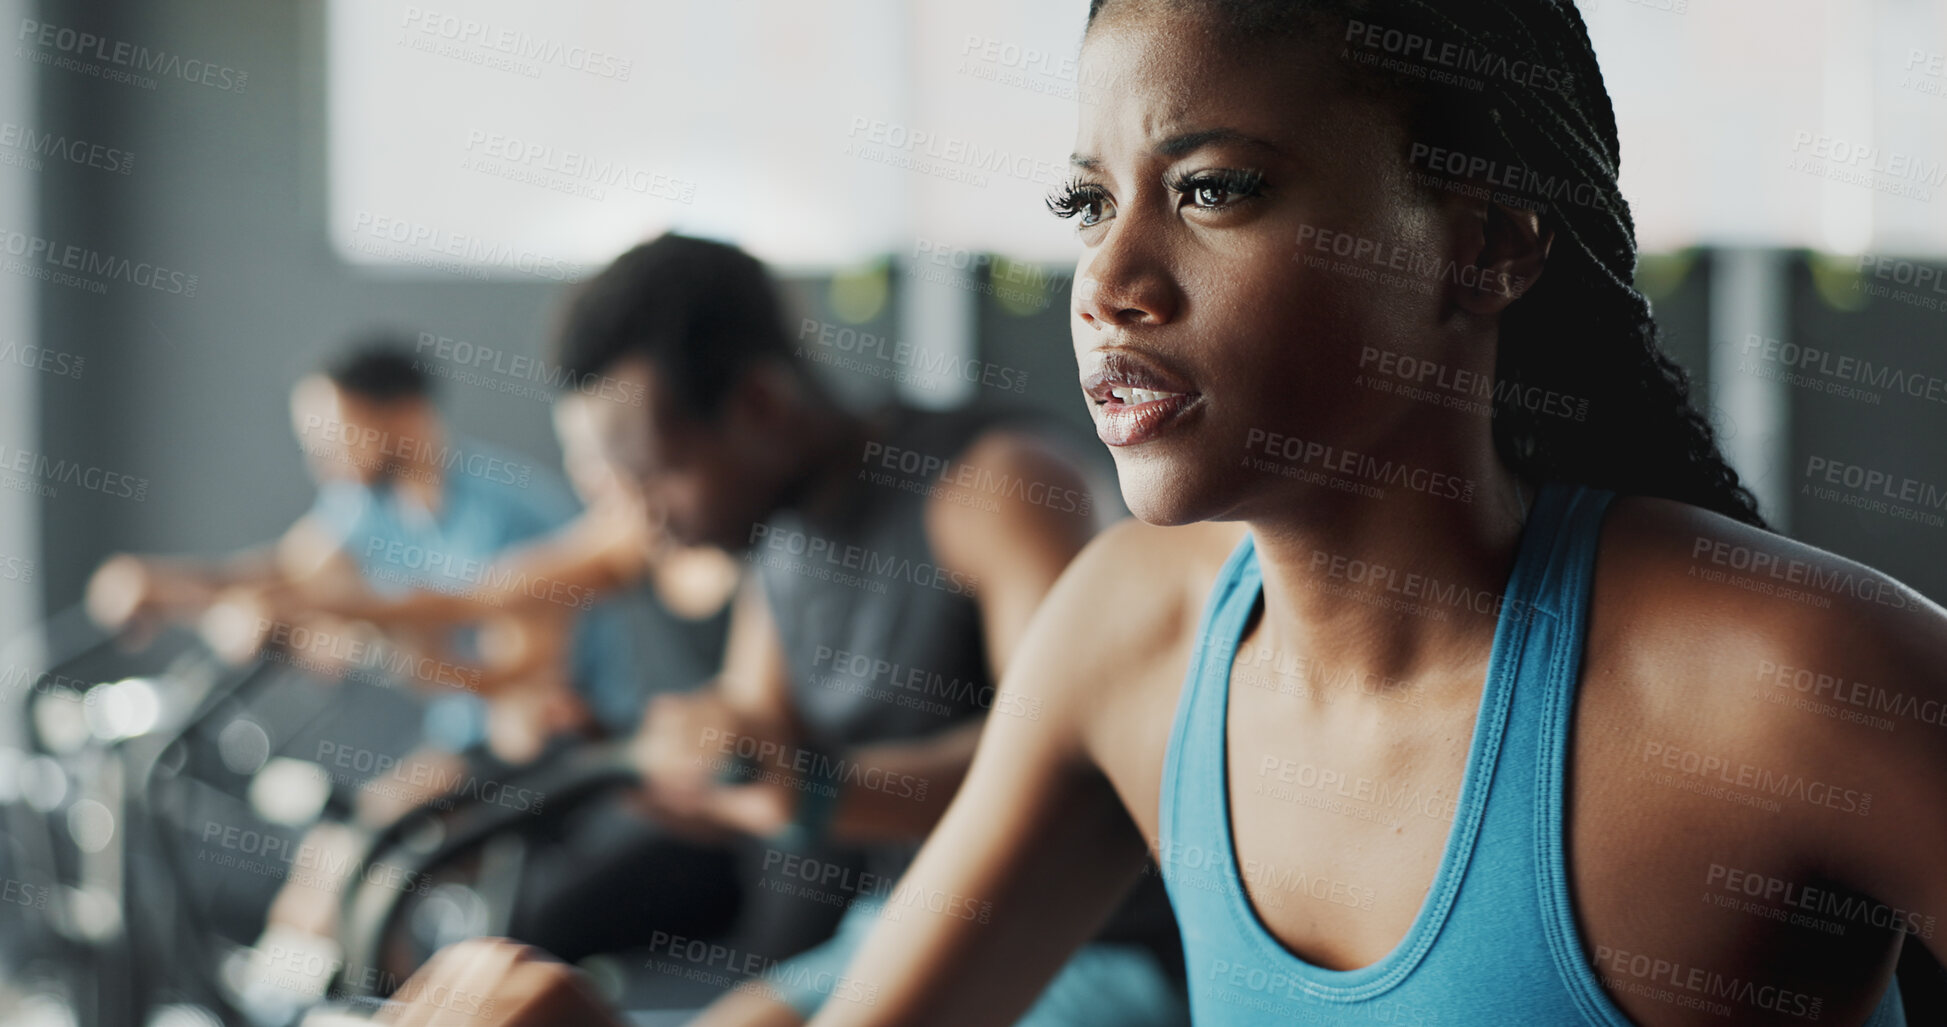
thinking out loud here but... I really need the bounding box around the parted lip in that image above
[1081,347,1200,404]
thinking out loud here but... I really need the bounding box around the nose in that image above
[1073,219,1179,329]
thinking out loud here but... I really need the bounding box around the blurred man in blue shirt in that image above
[92,339,607,754]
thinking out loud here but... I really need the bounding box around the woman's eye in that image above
[1191,181,1230,207]
[1047,182,1116,228]
[1171,169,1264,211]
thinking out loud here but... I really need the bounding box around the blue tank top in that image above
[1157,482,1905,1026]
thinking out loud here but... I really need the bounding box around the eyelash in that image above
[1045,168,1267,227]
[1163,167,1266,210]
[1047,178,1109,223]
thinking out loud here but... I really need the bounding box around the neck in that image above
[1241,429,1532,694]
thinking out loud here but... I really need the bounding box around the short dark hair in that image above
[553,234,792,421]
[323,336,432,403]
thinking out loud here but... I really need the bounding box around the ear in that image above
[1451,201,1553,316]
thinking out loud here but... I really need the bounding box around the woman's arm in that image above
[1819,583,1947,964]
[808,529,1166,1026]
[810,712,1149,1025]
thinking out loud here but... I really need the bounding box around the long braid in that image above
[1085,0,1768,528]
[1465,0,1764,527]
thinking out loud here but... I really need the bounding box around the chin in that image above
[1113,456,1217,527]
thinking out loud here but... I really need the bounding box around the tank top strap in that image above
[1511,482,1617,625]
[1524,485,1643,1025]
[1157,531,1261,863]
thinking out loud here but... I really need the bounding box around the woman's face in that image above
[1067,4,1479,526]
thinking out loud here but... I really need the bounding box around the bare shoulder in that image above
[1582,494,1947,872]
[1600,493,1929,609]
[1590,493,1945,688]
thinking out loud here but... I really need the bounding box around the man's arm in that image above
[273,511,367,588]
[812,429,1096,840]
[929,430,1099,674]
[631,572,802,836]
[86,511,361,631]
[638,430,1099,844]
[287,502,649,629]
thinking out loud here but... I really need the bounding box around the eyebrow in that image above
[1070,127,1285,169]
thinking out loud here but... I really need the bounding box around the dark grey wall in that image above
[1788,255,1947,601]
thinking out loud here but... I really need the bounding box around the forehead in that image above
[573,357,655,429]
[552,390,598,439]
[290,374,335,416]
[1075,5,1372,158]
[313,381,397,424]
[572,354,695,460]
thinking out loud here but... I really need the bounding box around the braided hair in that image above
[1084,0,1767,529]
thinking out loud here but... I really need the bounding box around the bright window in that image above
[327,0,1947,273]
